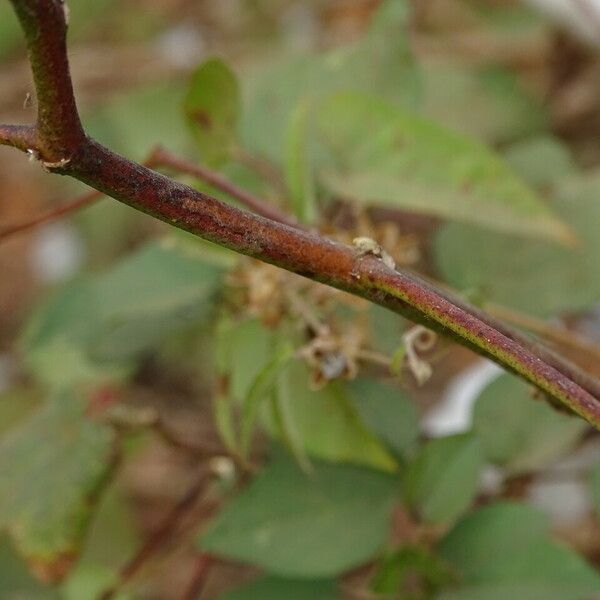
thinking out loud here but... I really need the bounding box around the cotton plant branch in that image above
[2,0,600,427]
[0,145,298,242]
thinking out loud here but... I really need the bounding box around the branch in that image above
[4,0,600,427]
[149,146,301,229]
[0,146,298,242]
[99,468,211,600]
[0,188,100,241]
[0,123,37,151]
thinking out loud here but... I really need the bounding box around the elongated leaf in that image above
[435,173,600,317]
[0,536,59,599]
[22,240,224,388]
[588,464,600,517]
[201,453,399,577]
[346,378,419,458]
[317,92,572,243]
[421,64,546,144]
[241,0,418,164]
[184,58,240,165]
[284,99,316,223]
[0,393,114,581]
[473,374,586,474]
[439,503,600,599]
[403,433,483,524]
[271,360,397,472]
[439,502,548,580]
[240,343,294,456]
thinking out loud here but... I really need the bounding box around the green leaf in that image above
[240,343,294,457]
[435,173,600,317]
[503,135,576,190]
[85,81,189,160]
[241,0,418,165]
[284,99,317,223]
[473,374,586,474]
[438,502,548,581]
[403,433,483,524]
[371,545,454,596]
[22,240,224,387]
[0,393,114,579]
[184,57,240,165]
[201,453,399,577]
[62,564,131,600]
[588,464,600,517]
[219,576,339,600]
[316,92,572,244]
[0,535,59,599]
[439,503,600,600]
[346,378,419,458]
[222,318,276,400]
[271,360,397,472]
[421,64,546,144]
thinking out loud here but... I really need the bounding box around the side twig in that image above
[98,468,211,600]
[2,0,600,427]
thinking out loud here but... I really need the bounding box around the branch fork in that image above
[2,0,600,426]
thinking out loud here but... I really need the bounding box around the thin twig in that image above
[0,188,100,242]
[488,302,600,365]
[0,123,37,151]
[149,146,302,229]
[0,146,298,243]
[98,468,211,600]
[179,554,216,600]
[231,145,288,195]
[2,0,600,427]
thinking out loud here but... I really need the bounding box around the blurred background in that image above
[1,1,600,599]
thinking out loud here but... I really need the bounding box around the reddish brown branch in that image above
[0,146,297,242]
[99,468,211,600]
[2,0,600,427]
[9,0,84,160]
[180,554,216,600]
[0,123,37,151]
[149,145,302,229]
[0,188,100,241]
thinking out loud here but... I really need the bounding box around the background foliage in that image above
[1,0,600,598]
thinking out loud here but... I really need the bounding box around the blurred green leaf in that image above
[346,378,419,458]
[588,464,600,517]
[473,374,586,474]
[317,92,572,244]
[421,64,546,144]
[0,387,41,436]
[0,393,114,577]
[220,318,276,401]
[271,360,397,471]
[241,0,418,165]
[439,503,600,600]
[201,453,399,577]
[403,433,482,524]
[219,576,339,600]
[184,58,240,165]
[503,135,576,190]
[284,99,317,223]
[22,240,224,388]
[62,564,130,600]
[84,82,190,160]
[0,535,59,599]
[439,502,547,580]
[240,343,294,456]
[0,2,22,58]
[371,545,454,596]
[435,173,600,317]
